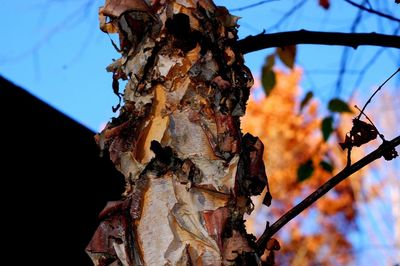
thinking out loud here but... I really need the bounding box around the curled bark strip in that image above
[203,207,229,252]
[100,0,150,18]
[236,133,270,201]
[86,197,142,266]
[215,113,241,158]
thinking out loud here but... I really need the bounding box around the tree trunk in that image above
[86,0,270,265]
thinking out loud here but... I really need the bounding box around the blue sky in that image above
[0,1,399,264]
[1,0,398,132]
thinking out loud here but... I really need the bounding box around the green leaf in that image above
[265,53,275,68]
[297,160,314,182]
[321,116,334,141]
[261,54,276,96]
[320,160,334,173]
[300,91,314,111]
[262,69,276,96]
[277,45,296,69]
[328,98,353,113]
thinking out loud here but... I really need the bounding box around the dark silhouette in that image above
[0,76,123,265]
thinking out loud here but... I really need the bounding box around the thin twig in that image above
[346,147,352,167]
[256,135,400,254]
[352,25,400,91]
[344,0,400,23]
[230,0,279,12]
[353,47,385,90]
[265,0,307,32]
[357,67,400,120]
[336,0,366,95]
[236,31,400,54]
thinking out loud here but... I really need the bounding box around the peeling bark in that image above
[88,1,270,265]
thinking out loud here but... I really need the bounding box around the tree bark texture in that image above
[87,0,270,265]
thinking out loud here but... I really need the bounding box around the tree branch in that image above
[236,30,400,54]
[344,0,400,23]
[256,135,400,254]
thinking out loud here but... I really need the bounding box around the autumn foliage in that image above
[242,69,370,265]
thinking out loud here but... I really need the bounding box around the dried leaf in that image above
[319,0,330,9]
[321,116,334,141]
[328,98,353,113]
[277,45,296,69]
[266,238,280,251]
[340,119,378,150]
[352,119,378,146]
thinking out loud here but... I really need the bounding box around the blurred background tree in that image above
[241,68,400,265]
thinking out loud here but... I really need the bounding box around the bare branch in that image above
[256,135,400,254]
[236,30,400,54]
[344,0,400,23]
[353,25,400,90]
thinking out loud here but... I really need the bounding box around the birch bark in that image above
[87,1,270,265]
